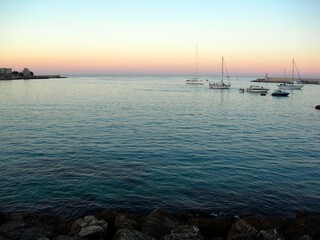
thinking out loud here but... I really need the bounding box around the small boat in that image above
[185,78,204,85]
[260,93,266,96]
[239,88,245,93]
[209,56,231,89]
[246,85,269,93]
[271,89,289,97]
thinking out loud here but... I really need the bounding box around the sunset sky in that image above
[1,0,320,76]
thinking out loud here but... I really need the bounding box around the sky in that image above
[1,0,320,77]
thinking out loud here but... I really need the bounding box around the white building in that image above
[0,68,12,77]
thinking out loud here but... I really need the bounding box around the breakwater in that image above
[252,77,320,84]
[0,209,319,239]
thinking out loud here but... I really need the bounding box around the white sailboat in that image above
[209,57,231,89]
[278,59,303,90]
[186,43,204,85]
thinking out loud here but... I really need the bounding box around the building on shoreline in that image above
[0,68,12,77]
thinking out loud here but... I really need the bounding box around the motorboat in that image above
[271,89,289,97]
[246,85,269,93]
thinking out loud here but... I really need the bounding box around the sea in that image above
[0,76,319,219]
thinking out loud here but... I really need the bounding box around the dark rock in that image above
[164,225,204,240]
[115,213,139,230]
[70,215,107,239]
[0,222,50,240]
[315,105,320,110]
[188,216,233,240]
[54,235,86,240]
[298,235,314,240]
[256,229,284,240]
[226,219,257,240]
[114,228,155,240]
[142,209,179,239]
[0,211,10,224]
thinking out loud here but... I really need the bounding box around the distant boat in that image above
[271,89,289,97]
[239,88,245,93]
[246,85,269,93]
[278,59,303,90]
[186,43,204,85]
[209,56,231,89]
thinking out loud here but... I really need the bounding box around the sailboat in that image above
[186,43,204,85]
[209,56,231,89]
[278,59,303,90]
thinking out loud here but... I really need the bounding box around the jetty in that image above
[252,77,320,84]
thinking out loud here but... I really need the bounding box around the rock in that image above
[142,209,179,239]
[298,235,313,240]
[0,220,26,234]
[315,105,320,110]
[70,215,107,239]
[256,229,284,240]
[0,211,10,224]
[226,219,257,240]
[188,216,233,239]
[164,225,204,240]
[54,235,86,240]
[114,228,155,240]
[115,213,139,230]
[78,225,104,238]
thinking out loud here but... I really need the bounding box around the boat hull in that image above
[246,89,269,93]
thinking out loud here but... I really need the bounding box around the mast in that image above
[195,42,199,79]
[292,59,294,81]
[221,56,224,82]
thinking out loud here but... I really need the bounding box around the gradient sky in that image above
[1,0,320,76]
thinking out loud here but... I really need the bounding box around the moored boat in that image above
[185,78,204,85]
[271,89,289,97]
[278,81,303,90]
[246,85,269,93]
[278,59,303,90]
[209,56,231,89]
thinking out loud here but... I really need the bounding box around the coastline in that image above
[0,208,319,239]
[252,77,320,84]
[0,75,66,81]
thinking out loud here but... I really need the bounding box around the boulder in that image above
[70,215,107,239]
[142,209,179,239]
[226,219,257,240]
[188,216,233,239]
[54,235,86,240]
[0,211,10,224]
[115,213,139,230]
[298,235,313,240]
[164,225,204,240]
[114,228,155,240]
[256,229,284,240]
[78,225,104,238]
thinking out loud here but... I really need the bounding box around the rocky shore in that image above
[0,209,319,240]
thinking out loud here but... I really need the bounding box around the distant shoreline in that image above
[252,77,320,84]
[0,75,67,81]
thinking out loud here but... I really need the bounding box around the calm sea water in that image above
[0,76,320,218]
